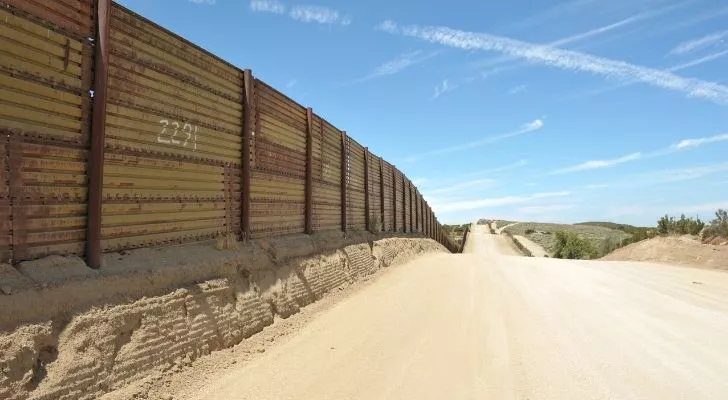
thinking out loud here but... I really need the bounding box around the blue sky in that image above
[118,0,728,226]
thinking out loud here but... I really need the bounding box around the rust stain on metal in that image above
[305,107,313,234]
[242,69,253,240]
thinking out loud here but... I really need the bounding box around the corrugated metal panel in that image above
[0,4,92,262]
[381,161,393,232]
[250,79,306,238]
[346,137,366,231]
[312,116,341,231]
[101,4,242,251]
[0,0,94,40]
[368,152,382,228]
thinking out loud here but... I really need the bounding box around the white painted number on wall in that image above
[158,119,199,151]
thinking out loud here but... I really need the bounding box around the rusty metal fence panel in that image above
[367,152,382,230]
[381,161,394,232]
[251,80,306,237]
[0,2,454,263]
[312,116,342,231]
[0,2,94,262]
[346,137,366,231]
[100,4,242,251]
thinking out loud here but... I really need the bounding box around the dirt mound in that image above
[0,235,446,400]
[602,235,728,270]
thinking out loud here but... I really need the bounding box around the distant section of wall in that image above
[0,0,461,266]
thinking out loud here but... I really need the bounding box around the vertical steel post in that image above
[379,157,385,231]
[305,108,314,234]
[341,131,347,232]
[241,69,253,241]
[392,167,397,232]
[86,0,112,269]
[364,147,370,232]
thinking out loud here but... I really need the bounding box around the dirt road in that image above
[189,225,728,399]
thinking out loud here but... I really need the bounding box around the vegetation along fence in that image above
[0,0,459,267]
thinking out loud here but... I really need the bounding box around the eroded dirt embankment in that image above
[0,232,446,400]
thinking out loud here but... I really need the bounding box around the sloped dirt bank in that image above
[0,233,446,400]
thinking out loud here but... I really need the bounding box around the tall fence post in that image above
[241,69,254,241]
[392,166,397,232]
[364,147,370,233]
[305,108,314,234]
[86,0,112,269]
[408,182,413,234]
[401,175,406,232]
[379,157,385,231]
[341,131,348,232]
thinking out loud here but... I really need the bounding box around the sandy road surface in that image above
[191,225,728,400]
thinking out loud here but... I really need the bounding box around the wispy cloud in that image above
[357,51,437,83]
[290,5,350,25]
[550,152,642,174]
[250,1,350,25]
[406,119,543,162]
[286,79,298,88]
[669,29,728,55]
[379,20,728,105]
[427,178,497,196]
[468,3,687,77]
[508,84,528,95]
[672,133,728,149]
[434,191,571,213]
[549,131,728,175]
[572,49,728,99]
[433,79,458,99]
[249,0,285,13]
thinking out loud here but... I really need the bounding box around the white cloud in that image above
[376,20,399,33]
[669,29,728,55]
[286,79,298,88]
[433,191,571,213]
[508,84,528,95]
[379,21,728,105]
[433,79,458,99]
[251,2,350,25]
[550,131,728,175]
[426,178,497,196]
[551,152,642,174]
[355,51,437,83]
[249,0,285,13]
[406,119,543,161]
[672,133,728,149]
[290,5,349,25]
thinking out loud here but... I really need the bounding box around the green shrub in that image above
[552,231,598,260]
[525,229,535,235]
[657,214,705,235]
[702,209,728,240]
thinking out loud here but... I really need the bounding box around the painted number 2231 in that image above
[158,119,199,151]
